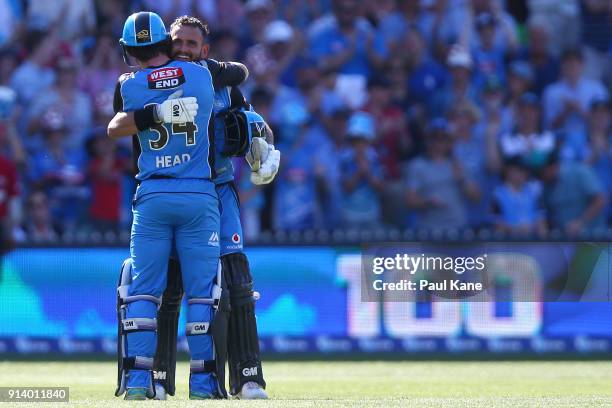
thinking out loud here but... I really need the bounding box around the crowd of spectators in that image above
[0,0,610,244]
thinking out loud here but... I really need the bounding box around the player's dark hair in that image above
[170,15,210,42]
[124,37,172,62]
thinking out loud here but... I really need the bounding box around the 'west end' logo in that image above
[147,67,186,90]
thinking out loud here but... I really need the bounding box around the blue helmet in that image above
[241,109,268,140]
[220,108,269,157]
[120,12,168,47]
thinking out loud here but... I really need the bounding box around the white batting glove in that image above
[251,144,280,185]
[155,89,198,123]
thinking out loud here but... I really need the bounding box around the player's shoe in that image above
[189,391,215,400]
[124,388,148,400]
[236,382,268,399]
[153,382,167,400]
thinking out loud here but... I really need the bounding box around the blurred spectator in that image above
[95,0,128,36]
[431,45,477,116]
[0,0,22,48]
[279,0,327,31]
[364,75,409,180]
[86,134,127,234]
[240,0,274,51]
[539,151,607,236]
[471,12,507,90]
[78,34,123,103]
[0,87,25,169]
[584,97,612,221]
[28,109,87,231]
[20,190,61,241]
[362,0,401,54]
[260,20,303,88]
[0,124,19,252]
[358,75,411,227]
[403,27,447,116]
[466,0,518,56]
[527,0,579,54]
[579,0,611,81]
[518,17,559,95]
[429,0,468,58]
[26,0,96,41]
[405,119,479,230]
[317,106,350,228]
[543,48,608,150]
[492,157,546,237]
[209,29,241,62]
[273,103,325,231]
[339,111,383,228]
[499,93,556,172]
[28,58,92,150]
[309,0,386,78]
[449,101,487,228]
[9,33,56,106]
[500,61,534,133]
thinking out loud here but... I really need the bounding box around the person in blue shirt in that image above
[339,111,384,227]
[108,12,221,400]
[308,0,386,78]
[492,157,546,237]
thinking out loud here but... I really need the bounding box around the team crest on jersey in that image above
[147,67,186,89]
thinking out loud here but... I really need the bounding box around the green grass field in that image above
[0,361,611,407]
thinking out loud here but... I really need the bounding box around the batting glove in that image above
[155,89,198,124]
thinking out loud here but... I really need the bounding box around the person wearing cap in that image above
[430,44,477,117]
[472,12,507,91]
[491,156,547,237]
[240,0,274,50]
[261,19,303,87]
[339,111,384,227]
[543,48,609,140]
[405,118,477,230]
[499,92,556,172]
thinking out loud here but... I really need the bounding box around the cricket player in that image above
[108,15,279,400]
[108,11,222,400]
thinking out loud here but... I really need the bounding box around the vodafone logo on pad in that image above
[232,233,241,244]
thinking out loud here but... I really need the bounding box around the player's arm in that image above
[206,58,249,89]
[107,83,198,139]
[107,74,134,139]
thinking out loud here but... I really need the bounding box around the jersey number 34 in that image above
[149,122,199,150]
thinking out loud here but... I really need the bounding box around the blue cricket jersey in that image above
[116,60,215,201]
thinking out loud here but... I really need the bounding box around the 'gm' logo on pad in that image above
[242,367,258,376]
